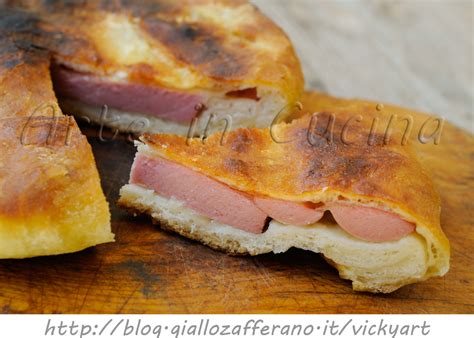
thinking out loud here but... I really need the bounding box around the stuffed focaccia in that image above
[4,0,303,135]
[0,10,113,259]
[119,92,449,293]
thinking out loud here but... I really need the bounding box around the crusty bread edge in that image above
[118,184,439,293]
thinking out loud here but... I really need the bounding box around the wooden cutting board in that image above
[0,107,473,314]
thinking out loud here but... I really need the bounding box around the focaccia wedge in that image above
[119,92,449,293]
[5,0,303,135]
[0,10,113,259]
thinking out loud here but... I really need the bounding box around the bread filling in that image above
[118,183,428,293]
[130,154,415,242]
[52,66,262,125]
[52,65,204,123]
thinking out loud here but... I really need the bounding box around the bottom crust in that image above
[119,184,432,293]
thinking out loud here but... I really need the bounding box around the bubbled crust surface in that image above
[1,0,303,101]
[0,17,112,257]
[141,91,449,274]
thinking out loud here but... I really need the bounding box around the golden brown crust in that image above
[2,1,303,103]
[0,25,113,258]
[141,91,449,277]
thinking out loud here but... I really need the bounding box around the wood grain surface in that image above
[0,1,473,314]
[0,102,472,314]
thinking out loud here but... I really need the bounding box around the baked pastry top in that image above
[2,0,303,101]
[0,9,113,259]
